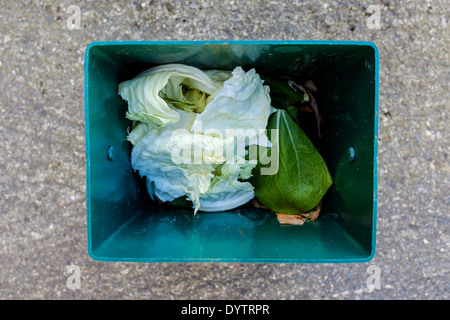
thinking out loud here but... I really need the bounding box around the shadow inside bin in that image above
[134,204,273,260]
[103,201,363,262]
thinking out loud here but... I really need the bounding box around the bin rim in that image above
[84,39,379,53]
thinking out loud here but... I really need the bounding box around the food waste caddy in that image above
[84,40,379,263]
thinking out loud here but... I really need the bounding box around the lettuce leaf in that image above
[118,64,216,126]
[194,67,275,148]
[198,161,256,212]
[132,127,217,212]
[126,66,272,214]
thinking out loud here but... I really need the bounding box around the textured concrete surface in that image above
[0,0,448,299]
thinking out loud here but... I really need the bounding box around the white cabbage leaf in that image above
[194,67,276,148]
[118,63,216,126]
[132,128,215,212]
[123,65,273,213]
[197,161,256,212]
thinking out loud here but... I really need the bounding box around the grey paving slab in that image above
[0,0,448,299]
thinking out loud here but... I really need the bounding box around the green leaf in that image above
[250,109,332,214]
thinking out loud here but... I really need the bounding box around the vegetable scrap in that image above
[118,63,332,225]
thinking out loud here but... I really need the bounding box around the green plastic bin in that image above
[84,40,378,263]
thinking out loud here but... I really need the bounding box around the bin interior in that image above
[85,41,377,263]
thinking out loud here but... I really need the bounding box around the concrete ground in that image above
[0,0,448,299]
